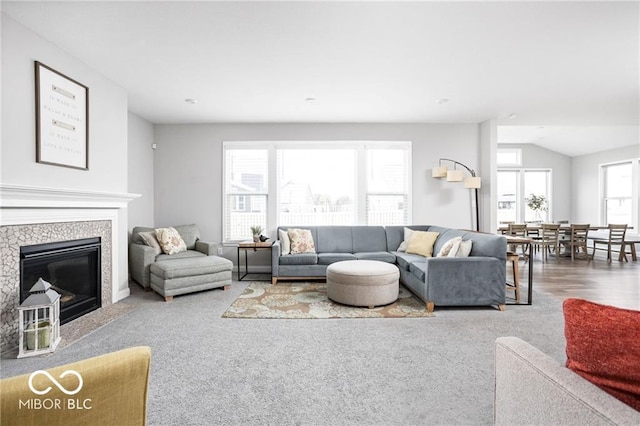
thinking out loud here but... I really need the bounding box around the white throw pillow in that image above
[447,239,462,257]
[456,240,473,257]
[437,237,462,257]
[279,229,291,255]
[397,227,415,252]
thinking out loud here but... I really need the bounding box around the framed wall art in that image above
[35,61,89,170]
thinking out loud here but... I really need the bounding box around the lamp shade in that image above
[464,176,481,189]
[431,166,447,178]
[446,169,464,182]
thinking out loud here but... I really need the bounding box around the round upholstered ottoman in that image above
[326,260,400,308]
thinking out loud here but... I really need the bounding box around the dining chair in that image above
[506,251,520,302]
[591,224,628,262]
[532,223,560,261]
[566,224,591,261]
[507,223,528,258]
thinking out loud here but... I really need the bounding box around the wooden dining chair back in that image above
[533,223,560,261]
[568,224,591,261]
[507,224,528,258]
[591,224,628,262]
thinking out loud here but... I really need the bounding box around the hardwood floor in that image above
[522,247,640,310]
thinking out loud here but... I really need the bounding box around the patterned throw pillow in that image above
[155,227,187,255]
[405,231,440,257]
[564,298,640,411]
[436,237,462,257]
[139,231,162,256]
[287,228,316,254]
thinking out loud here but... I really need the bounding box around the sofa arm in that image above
[195,240,216,256]
[271,240,281,281]
[0,346,151,426]
[494,337,640,425]
[129,243,156,289]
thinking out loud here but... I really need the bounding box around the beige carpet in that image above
[222,282,434,319]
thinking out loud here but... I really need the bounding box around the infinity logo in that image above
[28,370,83,396]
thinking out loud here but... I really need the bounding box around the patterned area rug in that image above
[222,282,434,319]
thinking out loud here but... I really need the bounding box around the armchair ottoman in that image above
[150,256,233,301]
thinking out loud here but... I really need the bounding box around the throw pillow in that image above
[279,229,291,255]
[287,228,316,254]
[397,227,415,252]
[455,240,473,257]
[436,237,462,257]
[563,298,640,411]
[155,227,187,255]
[139,231,162,256]
[405,231,440,257]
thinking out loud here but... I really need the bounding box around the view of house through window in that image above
[224,142,411,241]
[602,162,633,225]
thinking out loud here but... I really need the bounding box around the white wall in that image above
[153,123,481,245]
[572,144,640,229]
[1,14,128,193]
[499,143,572,223]
[127,112,155,232]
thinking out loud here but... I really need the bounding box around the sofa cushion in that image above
[316,226,353,253]
[155,227,188,255]
[279,253,318,265]
[151,256,233,279]
[393,251,427,271]
[132,226,154,244]
[288,228,316,254]
[564,298,640,411]
[173,224,200,250]
[155,250,206,262]
[139,231,162,255]
[408,261,427,281]
[354,251,396,263]
[318,253,357,265]
[352,226,388,252]
[406,231,439,257]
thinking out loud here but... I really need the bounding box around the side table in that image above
[237,241,274,281]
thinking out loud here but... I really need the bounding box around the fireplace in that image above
[20,237,102,325]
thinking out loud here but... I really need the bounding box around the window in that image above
[224,148,268,241]
[497,149,522,167]
[602,162,633,225]
[223,141,411,241]
[497,169,551,226]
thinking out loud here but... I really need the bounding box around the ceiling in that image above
[2,1,639,156]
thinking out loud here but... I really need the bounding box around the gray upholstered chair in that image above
[129,224,216,289]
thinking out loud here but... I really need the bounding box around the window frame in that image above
[497,167,553,226]
[599,159,638,227]
[223,141,412,242]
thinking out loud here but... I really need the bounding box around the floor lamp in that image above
[432,158,482,231]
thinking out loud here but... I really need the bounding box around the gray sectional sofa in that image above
[272,225,507,312]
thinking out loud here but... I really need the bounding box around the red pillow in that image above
[563,298,640,411]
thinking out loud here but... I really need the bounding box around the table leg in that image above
[527,242,533,305]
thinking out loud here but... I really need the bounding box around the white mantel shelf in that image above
[0,184,140,209]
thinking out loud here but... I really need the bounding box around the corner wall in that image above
[127,112,154,232]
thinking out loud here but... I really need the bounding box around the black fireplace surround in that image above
[20,237,101,324]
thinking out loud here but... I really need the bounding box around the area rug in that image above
[222,282,434,319]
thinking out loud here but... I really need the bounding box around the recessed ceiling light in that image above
[538,126,545,129]
[435,98,449,104]
[184,98,198,104]
[508,113,518,119]
[305,97,317,103]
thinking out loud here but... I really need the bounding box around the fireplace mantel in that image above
[0,184,139,212]
[0,184,140,350]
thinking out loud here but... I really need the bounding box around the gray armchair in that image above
[129,224,216,289]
